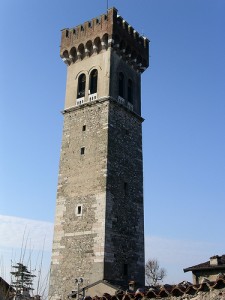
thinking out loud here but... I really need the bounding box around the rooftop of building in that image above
[60,7,149,72]
[0,276,14,291]
[184,255,225,272]
[72,274,225,300]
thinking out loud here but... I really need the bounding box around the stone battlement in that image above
[60,7,149,72]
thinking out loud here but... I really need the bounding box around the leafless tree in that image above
[145,259,167,286]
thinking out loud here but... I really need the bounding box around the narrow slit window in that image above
[77,206,82,215]
[81,147,85,155]
[128,79,133,104]
[77,73,86,98]
[124,182,128,195]
[82,125,86,131]
[119,72,124,98]
[90,69,98,94]
[123,264,128,276]
[76,205,82,216]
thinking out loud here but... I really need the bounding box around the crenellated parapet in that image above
[60,7,149,73]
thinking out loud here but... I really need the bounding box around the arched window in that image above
[90,69,98,94]
[77,73,86,98]
[119,72,124,98]
[128,79,133,103]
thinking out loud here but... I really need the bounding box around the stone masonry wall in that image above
[49,101,109,300]
[104,101,145,286]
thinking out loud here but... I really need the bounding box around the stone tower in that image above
[49,7,149,300]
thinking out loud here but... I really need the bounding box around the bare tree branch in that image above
[145,258,167,286]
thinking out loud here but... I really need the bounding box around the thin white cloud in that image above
[0,215,53,251]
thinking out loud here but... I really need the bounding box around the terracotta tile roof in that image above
[183,254,225,272]
[83,275,225,300]
[143,276,225,298]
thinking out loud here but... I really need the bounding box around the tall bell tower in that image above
[49,7,149,299]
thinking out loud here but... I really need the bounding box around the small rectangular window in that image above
[81,147,85,155]
[77,206,82,215]
[124,182,128,195]
[123,264,128,276]
[76,205,82,216]
[82,125,86,131]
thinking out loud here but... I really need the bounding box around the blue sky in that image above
[0,0,225,286]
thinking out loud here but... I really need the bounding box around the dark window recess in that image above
[81,25,84,31]
[123,264,128,276]
[65,30,69,38]
[119,72,124,97]
[77,206,82,215]
[90,69,98,94]
[128,79,133,103]
[82,125,86,131]
[77,73,86,98]
[124,182,128,195]
[81,147,85,155]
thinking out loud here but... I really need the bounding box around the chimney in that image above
[128,281,136,292]
[210,255,221,266]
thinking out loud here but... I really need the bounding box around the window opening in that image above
[77,206,82,215]
[128,79,133,104]
[124,182,128,195]
[76,205,82,216]
[123,264,128,276]
[119,72,124,98]
[65,30,69,38]
[90,69,98,94]
[77,74,86,98]
[82,125,86,131]
[81,147,85,155]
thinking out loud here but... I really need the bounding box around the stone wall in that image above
[49,97,145,299]
[49,7,148,299]
[49,100,109,299]
[104,101,144,285]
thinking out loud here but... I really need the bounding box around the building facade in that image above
[49,7,149,299]
[0,277,14,300]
